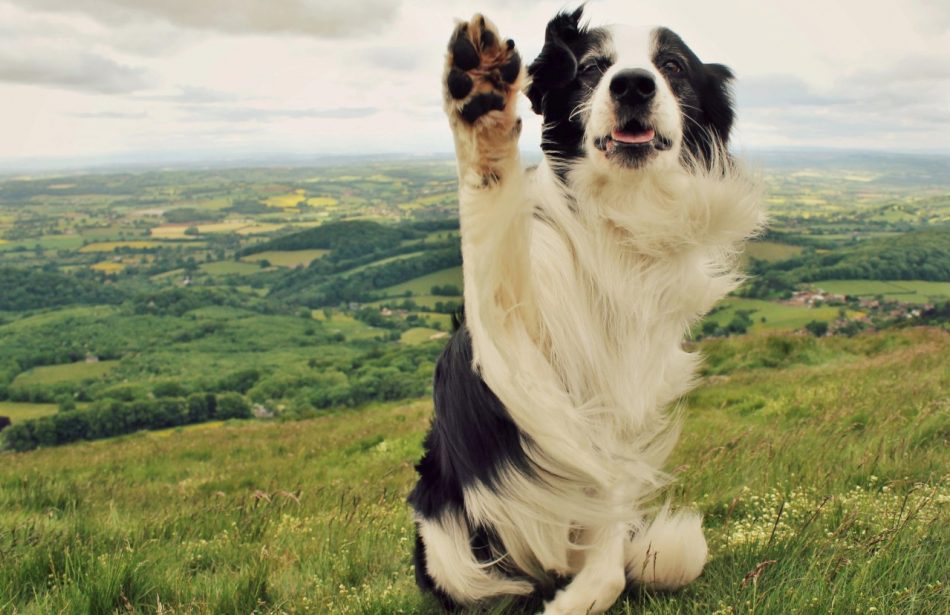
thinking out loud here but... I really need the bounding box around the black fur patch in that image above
[408,322,536,519]
[653,27,735,163]
[525,7,607,164]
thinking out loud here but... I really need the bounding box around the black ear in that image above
[702,63,736,144]
[525,6,586,115]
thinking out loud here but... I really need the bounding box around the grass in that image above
[400,327,447,345]
[743,241,803,262]
[813,280,950,303]
[89,261,125,274]
[12,360,119,387]
[0,402,58,423]
[241,250,329,268]
[311,312,388,342]
[0,328,947,614]
[705,298,841,332]
[79,241,159,253]
[381,266,462,297]
[199,261,263,276]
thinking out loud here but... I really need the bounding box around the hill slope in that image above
[1,328,948,614]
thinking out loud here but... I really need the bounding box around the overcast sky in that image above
[1,0,948,168]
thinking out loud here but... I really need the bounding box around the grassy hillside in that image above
[1,328,947,614]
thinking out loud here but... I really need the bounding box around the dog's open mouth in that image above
[594,119,672,162]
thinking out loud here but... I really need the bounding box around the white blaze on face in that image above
[585,26,683,162]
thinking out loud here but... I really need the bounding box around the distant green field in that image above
[343,251,426,276]
[400,327,446,345]
[368,294,459,310]
[0,235,85,251]
[240,249,328,268]
[382,266,462,297]
[744,241,803,262]
[0,402,58,423]
[199,261,262,276]
[814,280,950,303]
[707,298,841,331]
[311,311,387,341]
[12,360,119,387]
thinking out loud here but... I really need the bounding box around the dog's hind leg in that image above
[416,512,534,607]
[540,523,628,615]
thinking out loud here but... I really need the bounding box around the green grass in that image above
[813,280,950,303]
[381,266,462,297]
[400,327,446,345]
[240,249,329,268]
[367,295,459,310]
[0,328,947,614]
[0,402,58,423]
[311,312,388,342]
[706,298,840,332]
[743,241,803,262]
[12,360,119,387]
[199,261,263,276]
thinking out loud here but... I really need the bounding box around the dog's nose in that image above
[609,69,656,105]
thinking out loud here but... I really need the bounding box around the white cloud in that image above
[0,47,149,93]
[0,0,948,166]
[15,0,399,37]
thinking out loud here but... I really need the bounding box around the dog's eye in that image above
[661,59,684,75]
[579,58,610,77]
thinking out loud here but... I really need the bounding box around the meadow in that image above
[0,328,947,614]
[0,153,948,613]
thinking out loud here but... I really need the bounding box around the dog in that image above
[408,7,765,614]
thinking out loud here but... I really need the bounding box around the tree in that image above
[805,320,829,337]
[216,392,251,420]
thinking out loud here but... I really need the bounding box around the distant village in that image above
[784,287,936,336]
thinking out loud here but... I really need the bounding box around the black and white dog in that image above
[409,7,764,614]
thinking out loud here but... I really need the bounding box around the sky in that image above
[1,0,948,169]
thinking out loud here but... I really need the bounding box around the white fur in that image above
[417,512,535,603]
[435,16,765,614]
[625,506,709,590]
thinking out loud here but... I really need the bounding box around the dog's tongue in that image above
[612,128,655,144]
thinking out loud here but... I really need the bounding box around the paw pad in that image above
[445,15,522,125]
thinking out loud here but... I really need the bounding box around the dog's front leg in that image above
[443,15,536,340]
[541,523,628,615]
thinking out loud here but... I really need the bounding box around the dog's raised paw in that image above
[445,15,523,126]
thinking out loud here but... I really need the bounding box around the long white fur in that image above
[439,18,765,613]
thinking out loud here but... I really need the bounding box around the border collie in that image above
[408,7,765,613]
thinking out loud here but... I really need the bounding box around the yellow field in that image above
[265,191,307,208]
[150,221,259,238]
[235,223,285,236]
[150,225,195,239]
[306,196,338,207]
[241,249,328,268]
[80,241,159,253]
[0,239,7,245]
[90,262,125,274]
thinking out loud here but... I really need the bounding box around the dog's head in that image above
[526,7,734,172]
